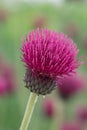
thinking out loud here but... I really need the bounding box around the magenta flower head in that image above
[57,75,84,100]
[21,28,79,95]
[61,122,83,130]
[76,105,87,123]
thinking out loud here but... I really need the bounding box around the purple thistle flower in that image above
[57,75,84,100]
[21,28,79,95]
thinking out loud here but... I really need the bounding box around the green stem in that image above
[20,92,38,130]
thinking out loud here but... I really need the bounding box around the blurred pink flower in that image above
[57,75,84,100]
[42,98,55,118]
[61,122,83,130]
[0,76,7,95]
[0,9,8,23]
[76,106,87,123]
[1,65,16,94]
[82,36,87,49]
[0,56,16,96]
[21,28,80,95]
[64,22,79,38]
[32,16,47,28]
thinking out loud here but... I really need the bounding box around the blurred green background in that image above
[0,0,87,130]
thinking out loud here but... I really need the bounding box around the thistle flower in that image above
[61,122,83,130]
[57,75,84,100]
[20,28,80,130]
[76,105,87,123]
[42,98,55,118]
[21,28,79,95]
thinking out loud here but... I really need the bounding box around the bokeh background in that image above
[0,0,87,130]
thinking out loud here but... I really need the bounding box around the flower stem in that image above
[20,92,38,130]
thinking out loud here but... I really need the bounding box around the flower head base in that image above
[21,28,79,95]
[57,75,84,100]
[24,69,56,95]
